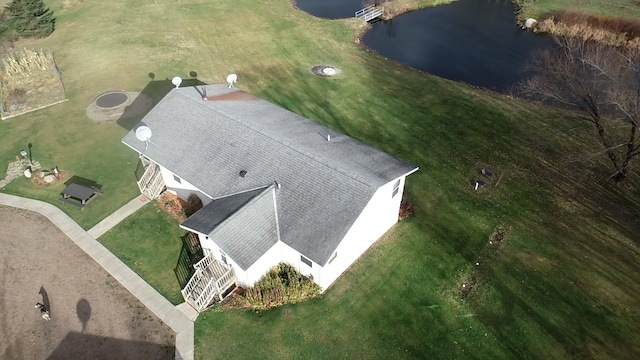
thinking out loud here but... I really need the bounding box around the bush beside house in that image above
[234,263,321,311]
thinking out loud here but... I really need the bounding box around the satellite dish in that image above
[171,76,183,88]
[135,126,153,150]
[226,73,237,88]
[135,126,152,141]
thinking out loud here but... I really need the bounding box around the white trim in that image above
[271,187,282,243]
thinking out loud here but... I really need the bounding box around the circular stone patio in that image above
[86,91,153,122]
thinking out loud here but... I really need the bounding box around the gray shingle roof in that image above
[181,186,278,270]
[180,186,268,236]
[122,85,417,265]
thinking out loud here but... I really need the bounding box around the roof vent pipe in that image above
[239,170,247,178]
[327,134,331,142]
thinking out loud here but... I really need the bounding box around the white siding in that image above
[197,233,250,284]
[158,166,212,204]
[198,232,321,288]
[189,175,410,292]
[317,176,407,290]
[243,242,282,287]
[278,242,321,280]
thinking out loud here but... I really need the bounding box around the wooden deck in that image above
[181,253,237,312]
[136,158,165,199]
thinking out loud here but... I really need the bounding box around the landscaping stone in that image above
[0,160,42,188]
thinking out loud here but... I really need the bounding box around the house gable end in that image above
[202,186,279,270]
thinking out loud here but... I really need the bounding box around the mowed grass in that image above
[517,0,640,19]
[98,202,185,305]
[0,0,637,359]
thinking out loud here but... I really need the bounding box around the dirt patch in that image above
[459,224,510,300]
[0,206,175,360]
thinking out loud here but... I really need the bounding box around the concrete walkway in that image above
[0,193,194,360]
[87,194,150,238]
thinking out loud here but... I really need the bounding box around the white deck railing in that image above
[136,163,165,199]
[182,253,237,312]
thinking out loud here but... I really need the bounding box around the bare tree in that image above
[521,36,640,182]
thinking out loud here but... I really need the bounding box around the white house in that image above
[122,85,418,310]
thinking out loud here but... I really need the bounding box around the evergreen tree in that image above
[6,0,55,38]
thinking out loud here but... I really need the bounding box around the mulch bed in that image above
[31,170,67,186]
[156,192,203,221]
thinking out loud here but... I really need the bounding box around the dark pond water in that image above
[294,0,365,20]
[295,0,557,92]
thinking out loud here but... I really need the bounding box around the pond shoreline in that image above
[370,1,640,49]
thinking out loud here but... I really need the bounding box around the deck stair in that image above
[181,252,237,312]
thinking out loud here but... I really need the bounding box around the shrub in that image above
[6,0,55,39]
[240,263,321,311]
[399,199,415,220]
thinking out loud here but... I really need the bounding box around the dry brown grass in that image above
[60,0,84,10]
[382,0,454,19]
[0,48,66,119]
[533,11,640,49]
[556,10,640,38]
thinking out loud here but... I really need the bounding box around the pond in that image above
[295,0,557,92]
[294,0,363,20]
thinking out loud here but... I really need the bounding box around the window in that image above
[300,255,312,267]
[392,179,401,198]
[328,252,338,264]
[173,174,182,184]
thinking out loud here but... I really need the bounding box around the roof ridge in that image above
[210,184,271,201]
[206,185,274,239]
[178,88,377,188]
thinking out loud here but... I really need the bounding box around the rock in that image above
[44,174,57,183]
[525,18,537,29]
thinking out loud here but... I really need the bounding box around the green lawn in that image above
[516,0,640,19]
[0,0,638,359]
[98,202,185,305]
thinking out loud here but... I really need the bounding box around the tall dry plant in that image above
[536,19,640,49]
[1,48,52,80]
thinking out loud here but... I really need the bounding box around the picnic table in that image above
[60,183,103,209]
